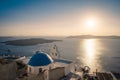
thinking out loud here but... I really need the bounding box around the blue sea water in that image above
[0,36,120,72]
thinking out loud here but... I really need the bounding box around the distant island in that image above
[2,38,62,46]
[0,37,12,39]
[67,35,120,39]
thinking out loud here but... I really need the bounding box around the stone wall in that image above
[49,67,65,80]
[26,67,65,80]
[0,61,17,80]
[27,73,44,80]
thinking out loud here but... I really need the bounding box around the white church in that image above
[26,45,75,79]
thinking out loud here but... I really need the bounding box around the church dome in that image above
[28,51,53,66]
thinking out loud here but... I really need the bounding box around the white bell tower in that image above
[50,45,60,59]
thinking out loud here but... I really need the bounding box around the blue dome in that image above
[28,52,53,66]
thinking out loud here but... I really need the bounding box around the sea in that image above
[0,36,120,72]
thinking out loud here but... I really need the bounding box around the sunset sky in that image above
[0,0,120,36]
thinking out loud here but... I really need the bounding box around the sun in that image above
[86,18,96,28]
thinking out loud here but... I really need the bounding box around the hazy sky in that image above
[0,0,120,36]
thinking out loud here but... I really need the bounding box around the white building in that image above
[27,51,54,75]
[27,45,75,80]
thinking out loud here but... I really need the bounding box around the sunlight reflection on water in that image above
[78,39,104,72]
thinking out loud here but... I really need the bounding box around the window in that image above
[29,67,31,72]
[39,68,42,73]
[55,53,57,56]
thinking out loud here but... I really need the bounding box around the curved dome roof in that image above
[28,52,53,66]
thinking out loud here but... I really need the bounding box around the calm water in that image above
[0,37,120,72]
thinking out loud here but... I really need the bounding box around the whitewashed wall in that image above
[27,63,54,75]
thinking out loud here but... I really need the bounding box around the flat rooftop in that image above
[96,72,113,80]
